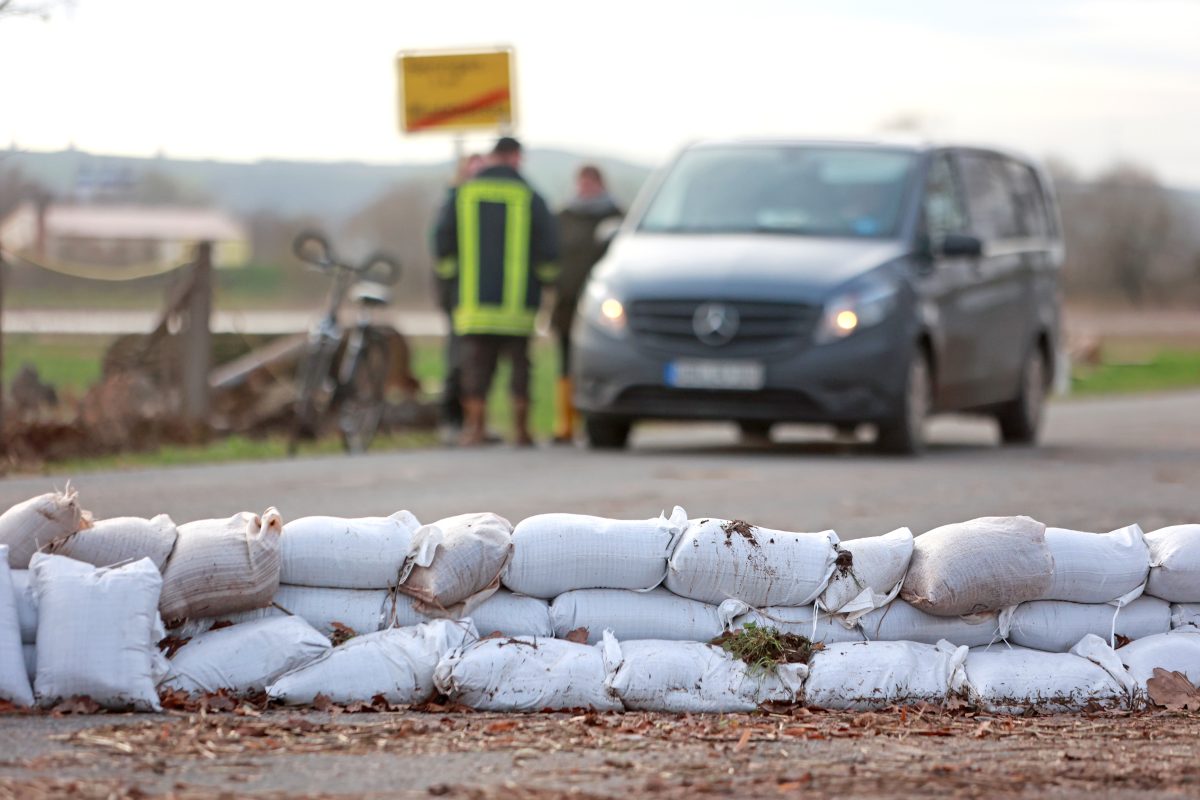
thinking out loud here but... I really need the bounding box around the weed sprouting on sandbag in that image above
[710,622,823,674]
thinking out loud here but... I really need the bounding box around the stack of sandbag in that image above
[162,616,330,695]
[159,508,283,621]
[963,635,1135,713]
[434,634,622,712]
[48,515,178,572]
[1001,523,1166,651]
[28,553,167,711]
[0,546,34,706]
[901,516,1054,616]
[501,510,691,641]
[402,513,513,617]
[603,635,807,713]
[0,489,91,568]
[1144,525,1200,603]
[803,640,968,710]
[268,618,475,705]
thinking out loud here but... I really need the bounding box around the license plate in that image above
[664,359,765,390]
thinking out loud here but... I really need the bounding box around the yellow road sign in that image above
[397,48,514,134]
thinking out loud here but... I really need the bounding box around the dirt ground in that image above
[2,707,1199,799]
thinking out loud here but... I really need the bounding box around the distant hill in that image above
[0,146,654,224]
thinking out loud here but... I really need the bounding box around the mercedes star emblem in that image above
[693,302,739,346]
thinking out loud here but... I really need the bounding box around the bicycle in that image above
[289,231,401,455]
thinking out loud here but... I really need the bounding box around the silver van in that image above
[571,139,1063,454]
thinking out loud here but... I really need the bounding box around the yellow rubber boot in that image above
[553,377,575,443]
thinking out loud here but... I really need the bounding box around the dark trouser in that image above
[441,314,463,426]
[557,327,571,377]
[461,334,531,400]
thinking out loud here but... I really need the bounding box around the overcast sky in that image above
[2,0,1198,185]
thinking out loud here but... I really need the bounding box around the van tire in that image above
[585,415,632,450]
[875,349,931,456]
[996,347,1047,445]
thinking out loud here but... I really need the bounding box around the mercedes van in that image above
[571,140,1063,454]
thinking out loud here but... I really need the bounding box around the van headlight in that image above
[815,274,899,343]
[579,281,628,337]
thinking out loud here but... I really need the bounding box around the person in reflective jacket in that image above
[434,137,559,446]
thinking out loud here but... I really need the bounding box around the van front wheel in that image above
[875,349,931,456]
[996,348,1047,445]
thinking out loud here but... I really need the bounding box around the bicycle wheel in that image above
[337,334,389,454]
[289,342,337,453]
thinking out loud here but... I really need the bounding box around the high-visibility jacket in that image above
[434,165,559,337]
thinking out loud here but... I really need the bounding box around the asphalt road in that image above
[1,389,1196,537]
[1,390,1199,799]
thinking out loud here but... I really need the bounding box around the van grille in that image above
[626,299,820,356]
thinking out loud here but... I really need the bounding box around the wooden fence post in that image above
[181,241,212,426]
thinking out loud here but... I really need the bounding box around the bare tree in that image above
[1090,163,1173,305]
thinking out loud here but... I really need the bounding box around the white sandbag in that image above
[47,514,178,572]
[1116,631,1200,690]
[281,511,421,589]
[819,528,913,620]
[1145,525,1200,602]
[1042,524,1149,604]
[665,518,839,607]
[902,516,1053,616]
[9,569,37,644]
[804,639,968,710]
[467,591,553,638]
[182,583,395,638]
[0,489,90,568]
[22,643,35,684]
[550,588,734,645]
[1170,604,1200,630]
[268,618,475,705]
[274,584,391,637]
[402,513,513,617]
[163,616,330,695]
[0,547,34,706]
[433,635,621,712]
[1007,596,1170,652]
[603,636,806,713]
[503,509,686,598]
[858,599,1007,647]
[729,604,865,644]
[964,635,1134,713]
[159,508,283,621]
[30,553,166,711]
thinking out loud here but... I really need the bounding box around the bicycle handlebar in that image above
[293,231,401,285]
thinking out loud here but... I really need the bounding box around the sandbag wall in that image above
[3,489,1200,714]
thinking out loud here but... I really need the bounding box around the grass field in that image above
[3,332,1198,472]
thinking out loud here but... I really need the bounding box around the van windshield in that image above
[638,145,917,238]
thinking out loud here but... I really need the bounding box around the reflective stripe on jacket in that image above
[433,165,559,337]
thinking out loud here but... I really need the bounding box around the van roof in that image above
[685,137,1043,168]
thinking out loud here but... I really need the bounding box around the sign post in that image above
[396,48,515,135]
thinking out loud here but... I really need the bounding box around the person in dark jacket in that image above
[551,165,622,442]
[433,137,559,446]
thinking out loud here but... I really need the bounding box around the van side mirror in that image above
[939,233,984,258]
